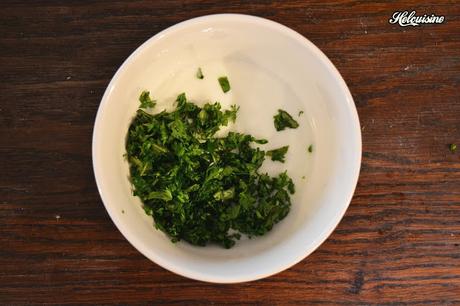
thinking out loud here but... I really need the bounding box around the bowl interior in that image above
[93,14,361,283]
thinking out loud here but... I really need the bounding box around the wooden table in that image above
[1,1,459,304]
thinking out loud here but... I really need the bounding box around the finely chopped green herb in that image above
[126,92,295,248]
[218,76,231,93]
[196,67,204,79]
[266,146,289,163]
[274,109,299,131]
[139,91,156,109]
[308,144,313,153]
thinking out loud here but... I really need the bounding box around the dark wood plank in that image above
[1,0,459,304]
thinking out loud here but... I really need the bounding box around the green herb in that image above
[308,144,313,153]
[274,109,299,131]
[302,176,306,180]
[218,76,231,93]
[139,91,156,109]
[266,146,289,163]
[450,143,457,153]
[126,92,295,248]
[298,110,304,117]
[196,67,204,79]
[122,210,125,214]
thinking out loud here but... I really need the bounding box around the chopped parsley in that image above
[266,146,289,163]
[308,144,313,153]
[450,143,457,153]
[139,90,156,109]
[218,76,231,93]
[126,92,295,248]
[298,110,304,117]
[274,109,299,131]
[196,67,204,79]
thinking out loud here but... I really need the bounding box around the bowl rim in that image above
[92,13,362,283]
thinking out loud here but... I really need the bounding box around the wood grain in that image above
[1,0,459,304]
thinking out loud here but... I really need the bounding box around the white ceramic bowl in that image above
[92,14,361,283]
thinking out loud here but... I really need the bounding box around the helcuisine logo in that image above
[389,10,445,27]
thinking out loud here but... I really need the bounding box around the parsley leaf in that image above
[139,91,156,109]
[218,76,231,93]
[274,109,299,131]
[196,67,204,79]
[266,146,289,163]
